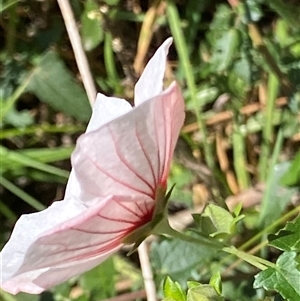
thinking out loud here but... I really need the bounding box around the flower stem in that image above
[152,218,222,249]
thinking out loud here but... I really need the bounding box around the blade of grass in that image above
[1,0,20,13]
[0,175,45,210]
[0,200,17,222]
[232,125,250,190]
[0,73,33,122]
[258,73,280,180]
[259,129,284,226]
[1,146,70,179]
[166,1,215,171]
[104,32,122,94]
[0,123,84,139]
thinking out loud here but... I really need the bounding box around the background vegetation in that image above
[1,0,299,300]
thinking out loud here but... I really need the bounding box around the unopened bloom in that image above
[0,38,185,294]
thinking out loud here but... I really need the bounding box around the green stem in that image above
[0,124,83,139]
[104,32,121,94]
[258,73,280,181]
[232,126,250,190]
[240,204,300,251]
[223,247,276,271]
[166,2,215,172]
[219,205,300,269]
[153,218,222,249]
[0,175,45,211]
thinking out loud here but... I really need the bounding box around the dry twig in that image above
[138,241,157,301]
[57,0,97,106]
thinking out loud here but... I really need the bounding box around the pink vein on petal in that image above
[96,213,136,225]
[107,126,155,195]
[135,199,152,218]
[27,233,125,271]
[84,154,153,198]
[112,198,145,219]
[70,227,129,235]
[134,123,157,186]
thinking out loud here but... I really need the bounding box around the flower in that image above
[0,38,185,295]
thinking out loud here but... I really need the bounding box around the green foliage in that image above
[280,152,300,188]
[162,276,225,301]
[193,204,243,239]
[253,217,300,300]
[268,217,300,252]
[27,51,92,122]
[81,0,104,51]
[151,238,215,286]
[78,258,116,299]
[254,252,300,300]
[163,277,186,301]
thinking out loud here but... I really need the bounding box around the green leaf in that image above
[259,161,298,227]
[163,277,186,301]
[79,257,115,299]
[211,28,240,72]
[268,216,300,252]
[151,239,215,285]
[280,152,300,188]
[209,272,222,295]
[254,252,300,300]
[3,107,33,128]
[187,285,224,301]
[27,51,92,122]
[194,204,234,238]
[81,0,103,51]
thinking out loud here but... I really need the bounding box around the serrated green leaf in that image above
[268,216,300,252]
[81,0,103,51]
[27,51,92,122]
[163,277,186,301]
[254,252,300,301]
[187,285,224,301]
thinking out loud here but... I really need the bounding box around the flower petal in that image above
[0,195,153,294]
[134,37,173,106]
[72,81,185,204]
[86,93,132,133]
[0,198,86,293]
[65,93,133,201]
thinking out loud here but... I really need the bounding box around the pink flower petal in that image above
[72,82,184,204]
[1,195,153,294]
[134,37,173,106]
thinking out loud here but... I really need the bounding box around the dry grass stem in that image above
[57,0,97,106]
